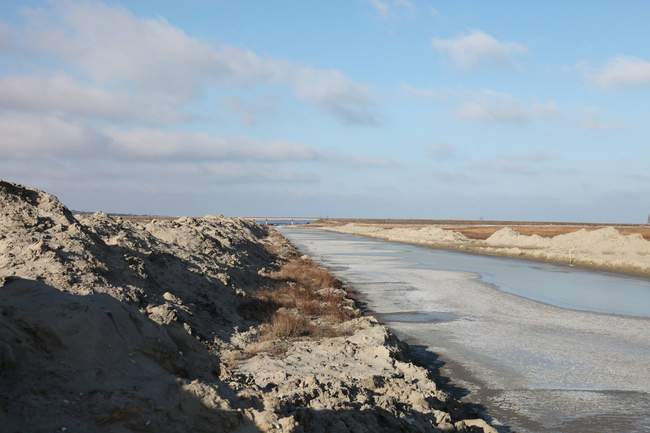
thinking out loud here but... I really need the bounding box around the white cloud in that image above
[0,1,389,205]
[458,101,528,123]
[0,111,392,169]
[432,31,527,69]
[368,0,412,18]
[456,91,558,124]
[0,111,108,158]
[226,97,275,126]
[22,1,377,125]
[104,128,323,163]
[0,160,320,196]
[0,74,184,123]
[289,67,378,125]
[591,56,650,88]
[106,128,394,166]
[369,0,390,17]
[0,111,321,163]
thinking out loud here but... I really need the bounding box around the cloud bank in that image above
[0,1,390,212]
[12,1,377,126]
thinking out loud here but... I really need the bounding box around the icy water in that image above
[280,227,650,433]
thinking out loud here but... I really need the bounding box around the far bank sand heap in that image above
[326,223,650,276]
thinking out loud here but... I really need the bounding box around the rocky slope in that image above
[0,181,496,433]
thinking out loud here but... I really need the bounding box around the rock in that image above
[162,291,180,303]
[455,418,498,433]
[147,303,178,325]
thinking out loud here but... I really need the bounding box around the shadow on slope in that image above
[0,278,262,433]
[349,293,512,433]
[406,344,513,433]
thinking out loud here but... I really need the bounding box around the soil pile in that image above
[0,181,497,433]
[334,223,469,245]
[327,222,650,275]
[484,226,650,272]
[0,180,272,432]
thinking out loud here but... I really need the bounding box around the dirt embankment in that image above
[0,181,497,433]
[322,222,650,277]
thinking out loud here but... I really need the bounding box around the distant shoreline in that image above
[309,222,650,279]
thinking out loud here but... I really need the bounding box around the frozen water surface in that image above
[280,227,650,433]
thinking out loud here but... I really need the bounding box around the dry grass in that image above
[238,257,346,321]
[258,310,353,341]
[269,259,341,290]
[255,257,357,323]
[254,283,356,324]
[259,311,314,340]
[237,257,357,355]
[227,251,359,364]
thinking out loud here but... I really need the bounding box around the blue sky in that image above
[1,1,649,222]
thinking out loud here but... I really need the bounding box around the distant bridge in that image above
[244,217,321,220]
[246,217,320,225]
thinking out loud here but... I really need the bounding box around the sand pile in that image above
[484,227,550,249]
[387,226,469,244]
[483,226,650,272]
[485,226,650,253]
[0,180,274,432]
[548,227,650,255]
[329,224,469,245]
[0,181,497,433]
[327,221,650,275]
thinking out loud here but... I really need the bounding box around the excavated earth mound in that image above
[0,181,497,433]
[0,181,272,433]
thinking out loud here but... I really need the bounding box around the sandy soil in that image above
[320,222,650,277]
[0,181,496,433]
[313,219,650,241]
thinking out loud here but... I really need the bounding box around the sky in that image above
[1,0,649,222]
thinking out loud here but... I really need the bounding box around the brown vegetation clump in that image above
[269,258,341,290]
[257,310,352,342]
[239,256,358,353]
[260,310,314,340]
[251,257,357,323]
[254,283,356,324]
[255,284,314,309]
